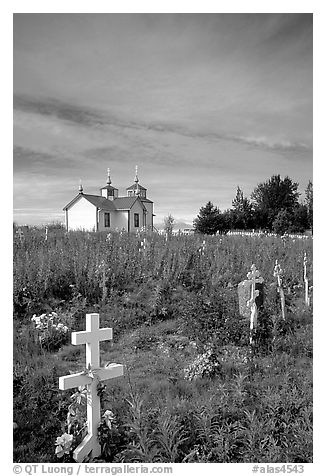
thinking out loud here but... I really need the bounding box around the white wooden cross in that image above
[199,239,206,255]
[59,313,123,462]
[303,252,310,306]
[139,237,147,253]
[246,264,263,344]
[45,226,48,241]
[16,228,24,243]
[273,260,286,320]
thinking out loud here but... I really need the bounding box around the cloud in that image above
[14,94,312,156]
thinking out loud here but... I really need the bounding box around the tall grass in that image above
[13,229,313,463]
[14,230,312,319]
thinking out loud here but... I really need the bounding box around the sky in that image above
[13,13,313,226]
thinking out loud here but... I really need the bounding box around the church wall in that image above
[97,210,128,232]
[129,200,146,232]
[142,202,154,229]
[68,197,97,231]
[113,211,129,231]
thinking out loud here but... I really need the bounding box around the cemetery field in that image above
[13,229,313,463]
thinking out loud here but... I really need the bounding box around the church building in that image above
[63,168,154,232]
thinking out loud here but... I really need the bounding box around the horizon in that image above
[13,13,312,226]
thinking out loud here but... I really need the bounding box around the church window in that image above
[104,212,110,227]
[134,213,139,228]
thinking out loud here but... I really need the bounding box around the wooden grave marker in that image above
[238,268,264,318]
[15,228,25,243]
[273,259,286,320]
[238,264,264,345]
[303,252,310,306]
[59,313,123,462]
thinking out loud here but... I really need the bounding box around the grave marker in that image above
[238,274,264,318]
[247,264,263,344]
[238,264,264,345]
[15,228,24,243]
[199,239,206,255]
[139,237,147,253]
[273,260,286,320]
[303,252,310,306]
[59,313,123,462]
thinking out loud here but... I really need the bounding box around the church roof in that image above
[100,184,118,190]
[114,196,146,210]
[63,193,116,211]
[63,194,146,211]
[140,198,153,203]
[126,183,147,191]
[83,194,116,211]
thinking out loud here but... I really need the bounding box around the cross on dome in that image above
[107,168,112,185]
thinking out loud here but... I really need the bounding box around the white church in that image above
[63,167,154,232]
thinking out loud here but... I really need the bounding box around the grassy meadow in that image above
[13,228,313,463]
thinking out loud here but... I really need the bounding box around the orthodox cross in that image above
[16,228,24,243]
[303,252,310,306]
[59,313,123,462]
[273,260,286,320]
[246,264,263,344]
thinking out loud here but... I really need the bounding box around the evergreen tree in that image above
[193,201,221,235]
[231,186,253,229]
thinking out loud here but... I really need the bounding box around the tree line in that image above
[193,175,313,235]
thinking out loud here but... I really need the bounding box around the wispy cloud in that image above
[14,94,312,155]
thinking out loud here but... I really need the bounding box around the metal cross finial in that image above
[107,168,111,185]
[79,179,83,193]
[134,165,139,183]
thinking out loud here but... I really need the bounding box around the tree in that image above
[231,186,253,229]
[272,209,292,235]
[193,201,221,235]
[163,214,175,236]
[251,175,300,230]
[305,181,313,231]
[220,209,233,233]
[290,204,308,233]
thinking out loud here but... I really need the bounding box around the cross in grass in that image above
[59,313,123,462]
[16,228,24,243]
[246,264,263,344]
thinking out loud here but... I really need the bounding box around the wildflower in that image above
[184,347,220,381]
[103,410,115,429]
[55,432,73,458]
[31,314,42,325]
